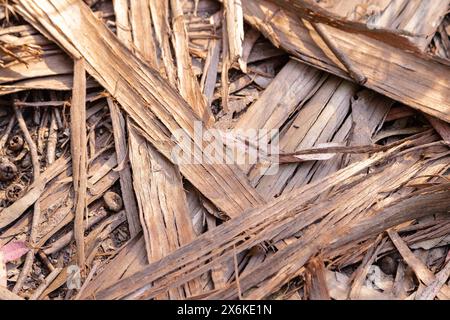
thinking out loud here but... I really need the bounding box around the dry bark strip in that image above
[129,0,158,67]
[11,105,41,293]
[122,0,219,295]
[13,0,264,218]
[70,58,88,271]
[267,0,448,51]
[84,128,442,298]
[112,0,132,49]
[170,0,214,125]
[242,0,450,123]
[98,180,450,300]
[128,123,203,298]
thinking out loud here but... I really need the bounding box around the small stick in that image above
[12,104,41,294]
[29,268,62,300]
[311,22,367,85]
[46,110,58,165]
[37,250,55,272]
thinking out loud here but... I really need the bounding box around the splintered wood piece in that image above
[80,235,148,298]
[71,58,88,271]
[267,0,448,51]
[254,78,356,198]
[200,36,221,107]
[367,0,450,50]
[11,104,42,293]
[223,0,245,71]
[426,115,450,145]
[129,0,158,67]
[0,53,73,84]
[128,123,202,298]
[149,0,177,86]
[221,19,230,114]
[14,0,264,218]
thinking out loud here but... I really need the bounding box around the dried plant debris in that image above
[0,0,448,300]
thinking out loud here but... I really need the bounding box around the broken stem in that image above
[311,22,367,85]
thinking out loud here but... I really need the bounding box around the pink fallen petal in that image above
[0,254,6,287]
[0,241,29,263]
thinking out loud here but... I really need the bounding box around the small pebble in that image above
[103,191,123,212]
[379,256,398,275]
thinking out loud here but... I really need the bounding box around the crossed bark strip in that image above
[13,0,265,218]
